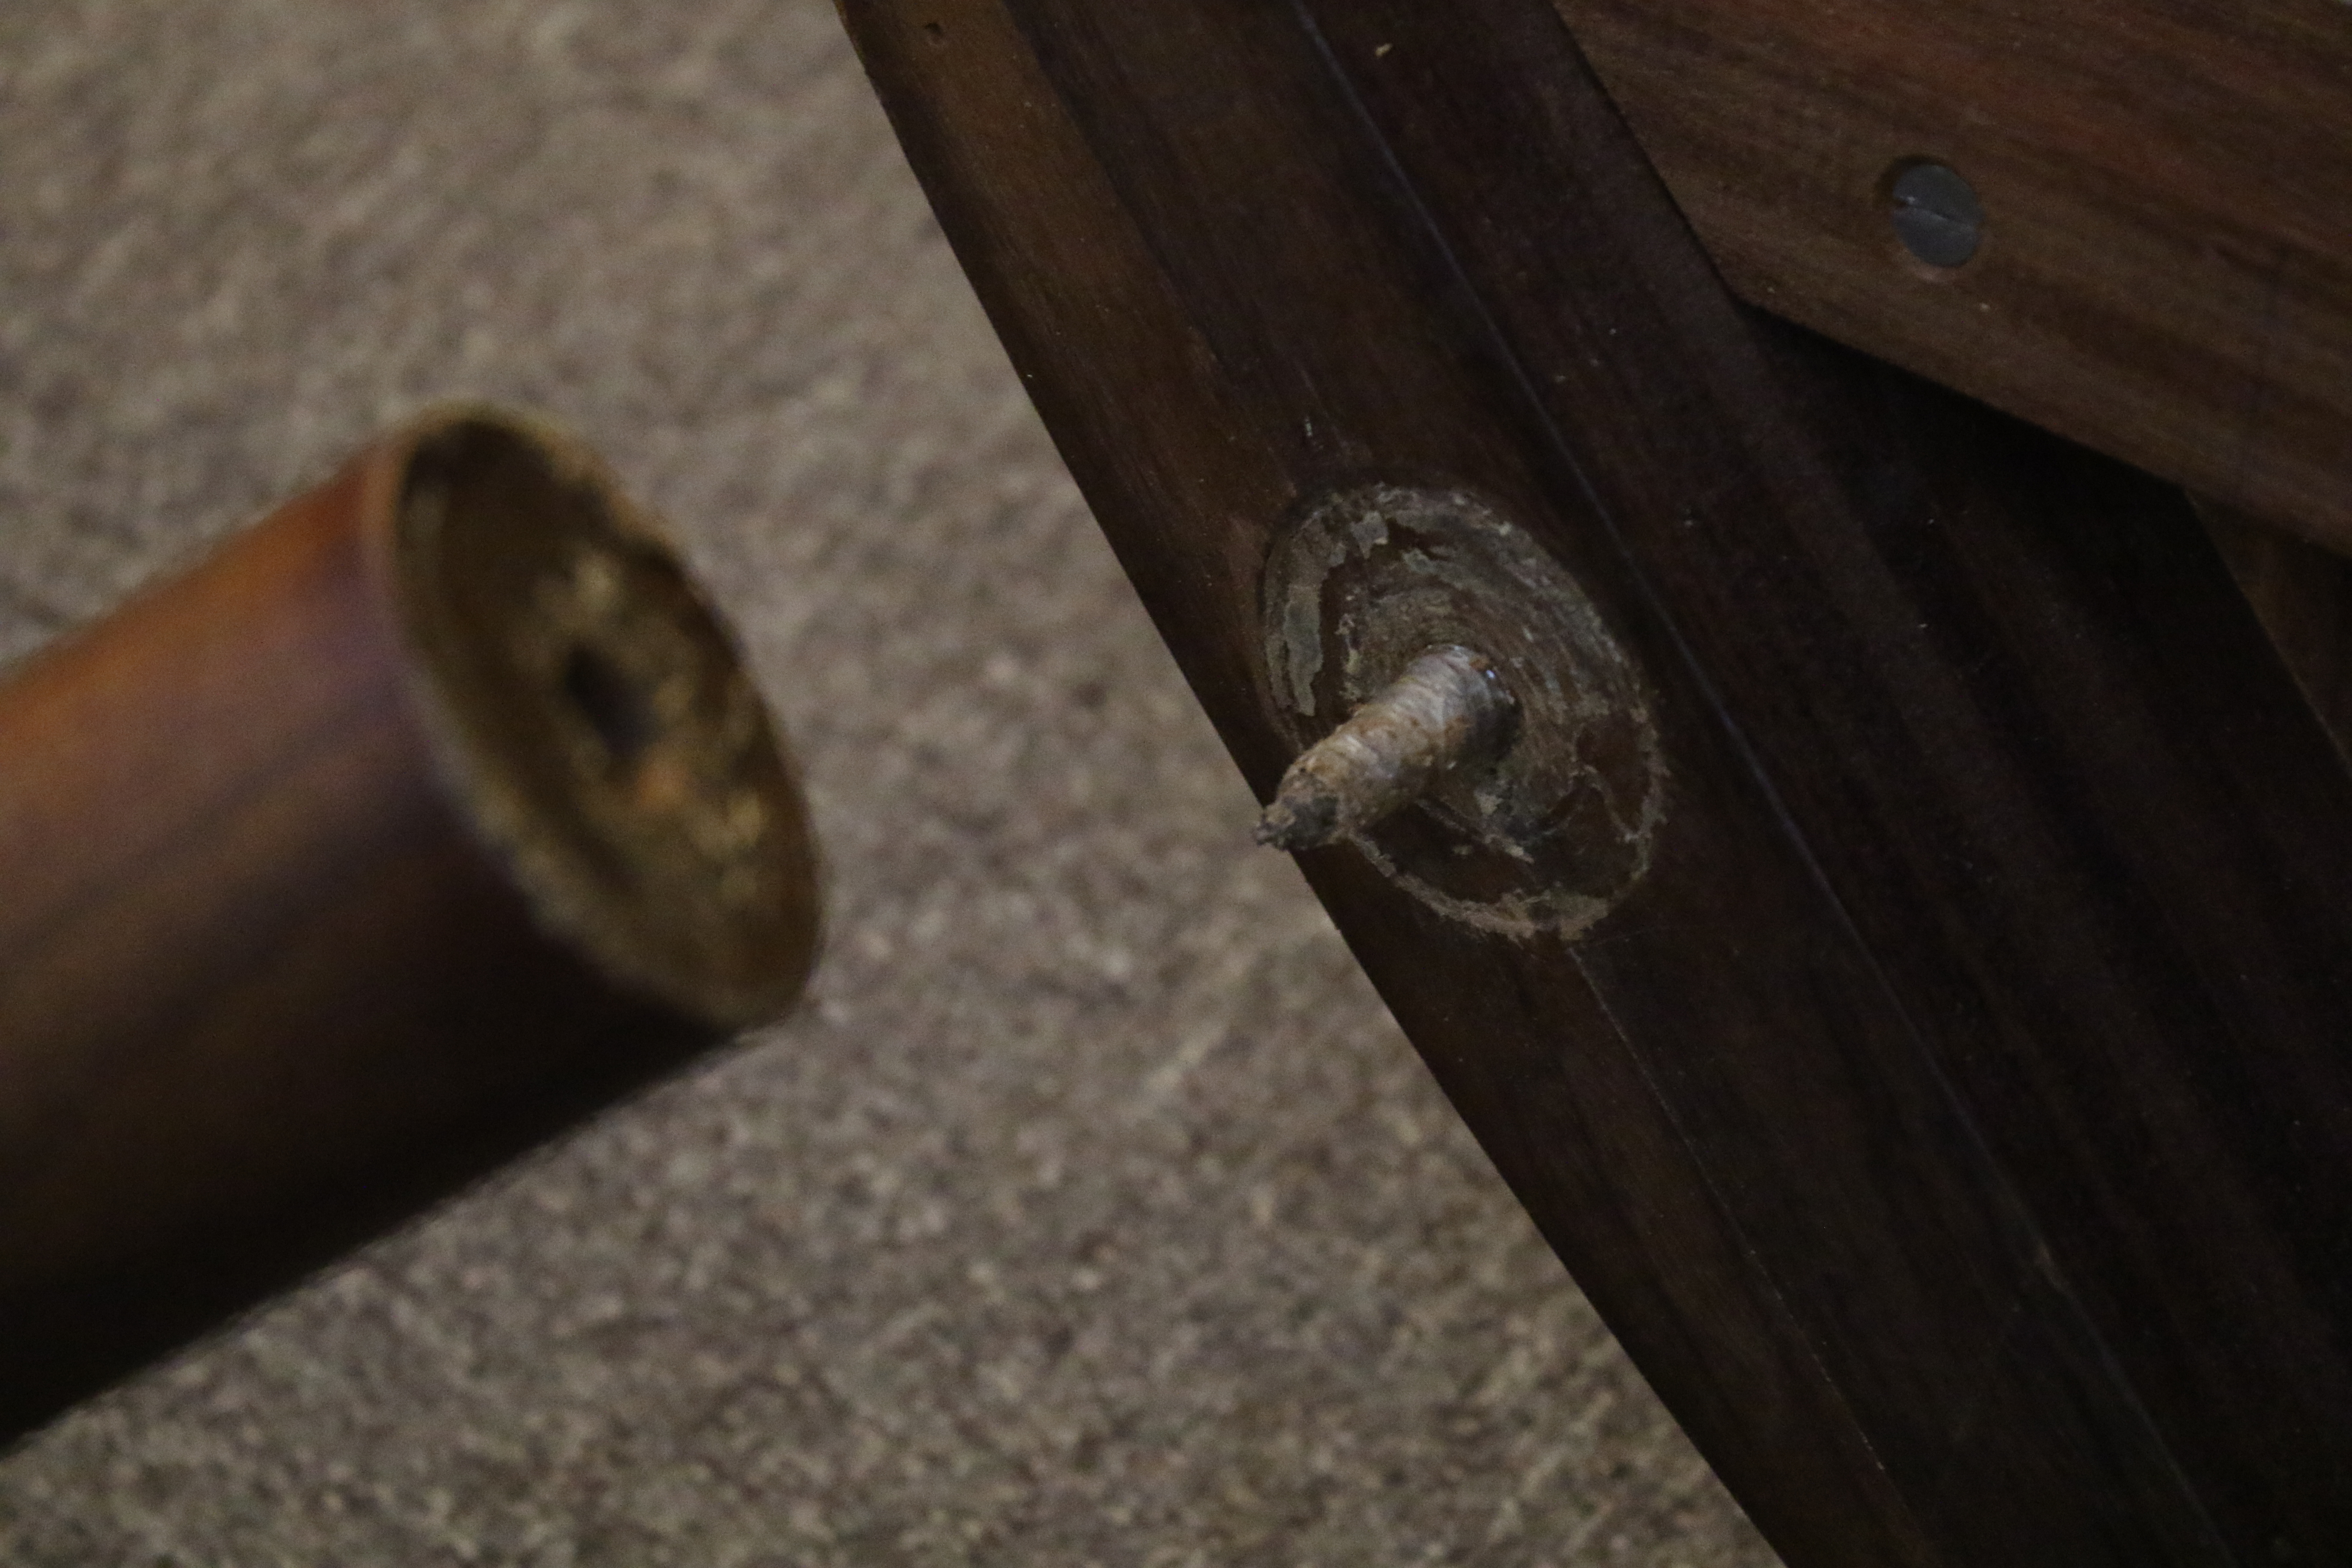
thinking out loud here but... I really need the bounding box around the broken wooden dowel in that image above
[1254,644,1517,852]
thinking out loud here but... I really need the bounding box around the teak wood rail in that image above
[1550,0,2352,553]
[842,3,2352,1563]
[0,411,819,1445]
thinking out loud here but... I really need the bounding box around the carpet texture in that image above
[0,5,1780,1563]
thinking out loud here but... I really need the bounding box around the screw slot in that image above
[1887,159,1984,273]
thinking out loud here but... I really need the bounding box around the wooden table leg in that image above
[0,410,819,1445]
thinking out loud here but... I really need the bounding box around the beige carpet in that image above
[0,4,1779,1563]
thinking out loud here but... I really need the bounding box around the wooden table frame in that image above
[841,4,2352,1562]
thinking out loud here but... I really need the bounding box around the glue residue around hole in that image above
[1261,483,1667,940]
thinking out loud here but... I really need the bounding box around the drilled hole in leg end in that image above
[560,642,659,775]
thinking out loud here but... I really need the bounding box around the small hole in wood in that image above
[562,643,659,773]
[922,21,946,46]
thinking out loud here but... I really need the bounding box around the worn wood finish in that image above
[1546,0,2352,552]
[842,3,2352,1562]
[0,412,818,1445]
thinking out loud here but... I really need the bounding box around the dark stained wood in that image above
[2205,502,2352,762]
[841,3,2352,1562]
[0,412,819,1446]
[1546,0,2352,552]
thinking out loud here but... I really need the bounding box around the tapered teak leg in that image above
[0,410,820,1445]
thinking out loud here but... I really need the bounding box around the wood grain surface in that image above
[1548,0,2352,551]
[0,414,818,1445]
[842,2,2352,1562]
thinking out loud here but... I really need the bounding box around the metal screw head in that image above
[1889,160,1984,271]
